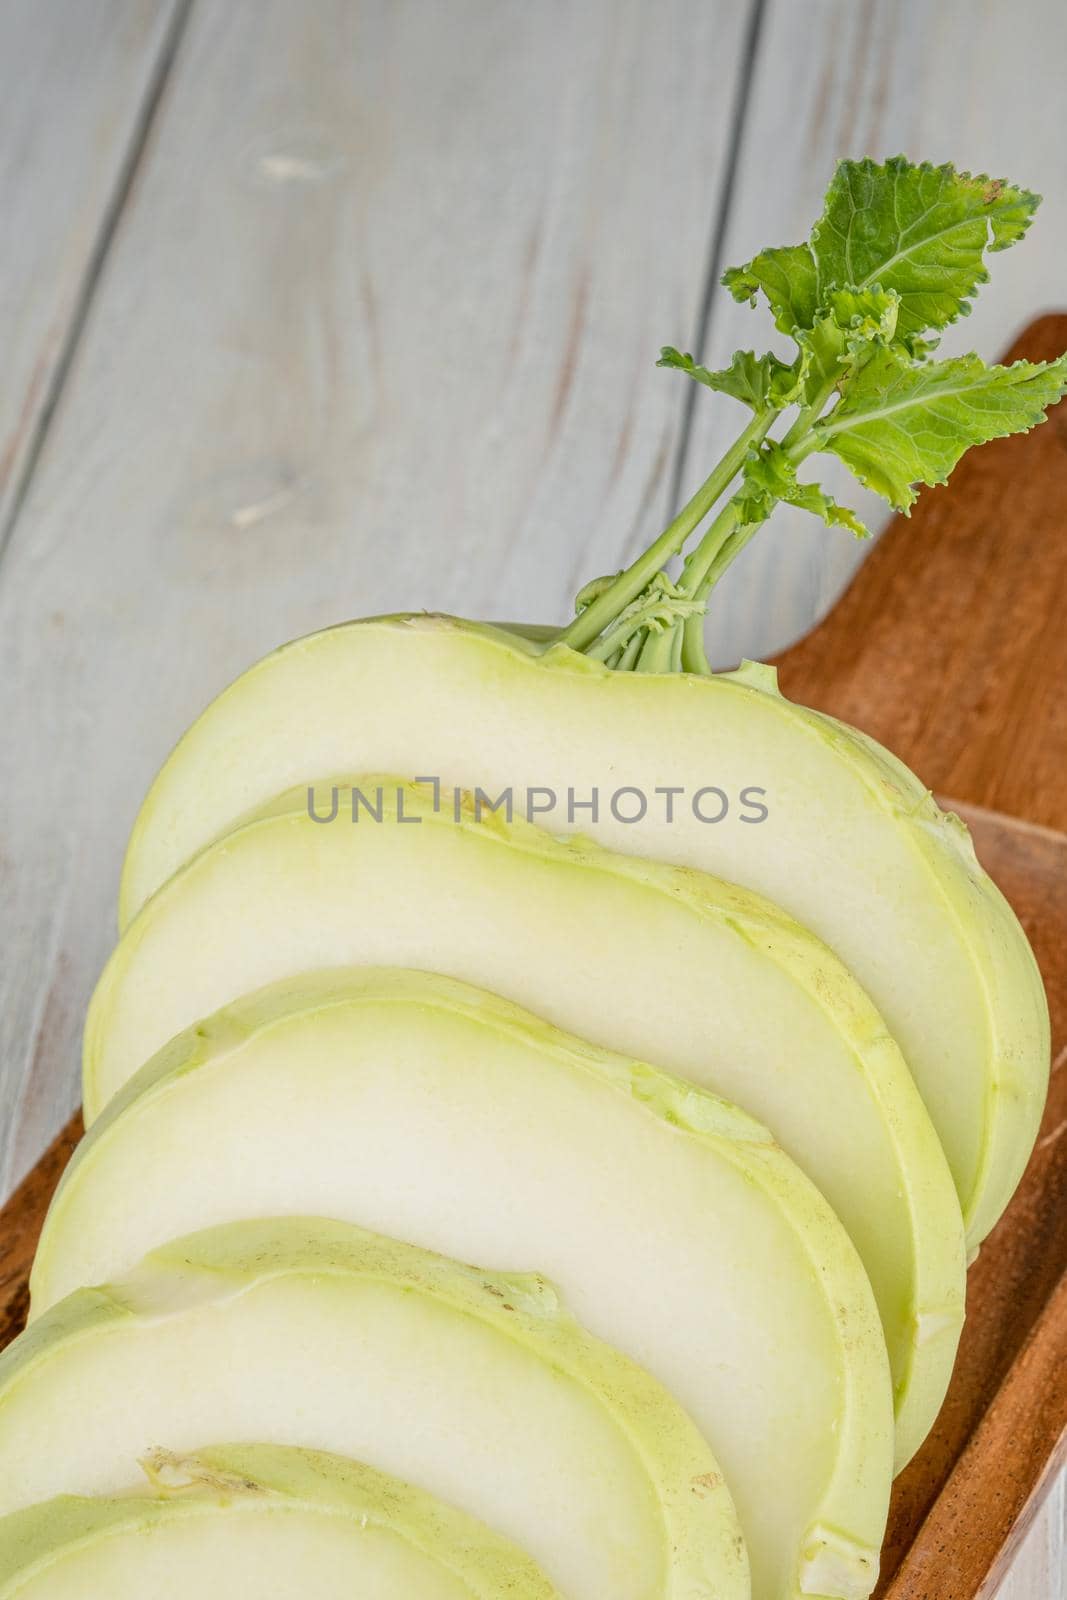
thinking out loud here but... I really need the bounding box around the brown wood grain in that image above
[0,319,1064,1600]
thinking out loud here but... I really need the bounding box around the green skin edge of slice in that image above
[84,809,961,1473]
[116,614,1051,1251]
[56,982,895,1596]
[0,1218,750,1600]
[0,1443,562,1600]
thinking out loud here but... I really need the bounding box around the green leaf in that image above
[786,481,869,538]
[657,347,799,410]
[819,348,1067,510]
[826,286,900,343]
[731,444,789,521]
[796,287,900,403]
[722,244,819,336]
[733,443,868,537]
[812,157,1039,344]
[656,346,716,386]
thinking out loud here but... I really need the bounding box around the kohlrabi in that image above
[0,1445,564,1600]
[85,776,963,1469]
[0,1218,748,1600]
[117,158,1061,1250]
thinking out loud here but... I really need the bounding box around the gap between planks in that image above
[665,0,768,516]
[0,0,196,568]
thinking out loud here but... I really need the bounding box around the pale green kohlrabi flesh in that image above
[0,1219,748,1600]
[54,970,891,1599]
[0,1443,562,1600]
[91,772,961,1468]
[117,616,1051,1247]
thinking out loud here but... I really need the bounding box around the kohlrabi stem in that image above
[778,379,838,452]
[558,408,774,653]
[677,506,760,674]
[560,380,825,673]
[677,500,744,599]
[671,417,824,670]
[690,421,824,604]
[693,517,764,600]
[647,500,742,675]
[680,613,712,675]
[615,631,644,670]
[583,583,702,665]
[633,623,677,674]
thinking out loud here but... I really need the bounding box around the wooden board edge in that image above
[885,1270,1067,1600]
[0,1112,80,1340]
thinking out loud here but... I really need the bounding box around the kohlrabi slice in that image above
[116,622,1049,1248]
[52,968,892,1597]
[91,774,961,1466]
[0,1219,747,1600]
[0,1443,562,1600]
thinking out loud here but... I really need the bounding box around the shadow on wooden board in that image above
[0,320,1064,1600]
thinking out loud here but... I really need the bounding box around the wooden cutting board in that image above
[0,318,1064,1600]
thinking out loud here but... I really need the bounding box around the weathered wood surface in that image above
[1,3,1065,1593]
[0,0,753,1190]
[999,1487,1065,1600]
[0,0,187,546]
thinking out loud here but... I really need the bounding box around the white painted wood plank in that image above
[0,0,186,542]
[677,0,1067,667]
[0,0,753,1188]
[992,1472,1066,1600]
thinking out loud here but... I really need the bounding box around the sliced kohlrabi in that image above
[116,616,1050,1247]
[89,774,962,1467]
[52,968,893,1596]
[0,1219,747,1600]
[0,1443,562,1600]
